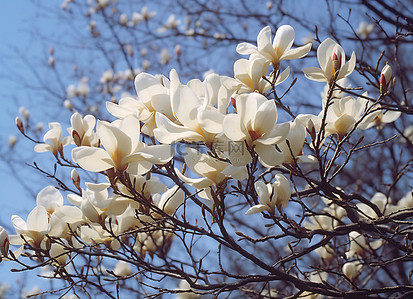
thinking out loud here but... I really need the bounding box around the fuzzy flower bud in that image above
[380,64,392,95]
[71,169,81,190]
[64,99,73,111]
[15,117,24,134]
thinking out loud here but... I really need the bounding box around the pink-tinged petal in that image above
[223,114,247,141]
[198,108,224,134]
[72,146,114,172]
[257,26,277,61]
[236,42,258,55]
[303,67,327,82]
[255,180,271,206]
[245,204,270,215]
[253,100,277,135]
[273,25,295,58]
[36,186,63,213]
[27,206,49,232]
[172,84,201,129]
[255,143,284,167]
[154,113,204,144]
[34,143,54,153]
[281,43,312,60]
[317,38,336,72]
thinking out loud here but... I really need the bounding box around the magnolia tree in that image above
[1,0,413,298]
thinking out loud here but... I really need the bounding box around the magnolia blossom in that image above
[107,72,175,137]
[113,261,132,277]
[0,226,9,257]
[245,174,291,215]
[68,112,98,147]
[223,93,289,166]
[154,70,236,147]
[237,25,311,67]
[277,117,316,164]
[342,261,363,281]
[72,116,173,173]
[34,122,70,159]
[133,229,174,257]
[175,148,247,203]
[345,231,382,259]
[303,38,356,83]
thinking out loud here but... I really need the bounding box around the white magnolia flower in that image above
[277,116,316,164]
[356,22,374,39]
[107,72,174,137]
[68,112,98,147]
[113,261,132,277]
[237,25,312,67]
[245,174,291,215]
[342,261,363,281]
[154,70,236,147]
[34,122,70,159]
[233,54,273,94]
[303,38,356,83]
[175,148,247,203]
[72,116,173,173]
[223,93,289,166]
[0,226,9,257]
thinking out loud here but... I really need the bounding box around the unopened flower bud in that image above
[267,1,273,10]
[15,117,24,134]
[307,119,316,141]
[8,135,17,148]
[175,44,181,57]
[48,56,55,67]
[71,169,81,190]
[36,122,44,132]
[119,13,128,26]
[49,47,54,55]
[380,64,392,95]
[0,226,9,257]
[64,99,73,111]
[19,107,30,120]
[332,49,342,74]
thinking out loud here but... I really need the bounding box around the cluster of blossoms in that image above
[2,24,406,297]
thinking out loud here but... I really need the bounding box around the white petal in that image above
[72,146,114,172]
[198,108,224,134]
[253,100,277,135]
[245,204,270,215]
[273,25,295,58]
[236,42,258,55]
[223,114,247,141]
[303,67,327,82]
[281,43,312,60]
[36,186,63,212]
[154,113,203,144]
